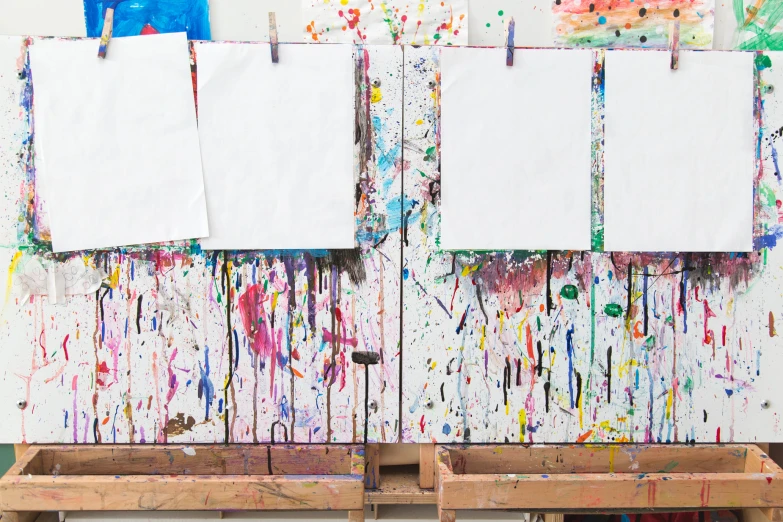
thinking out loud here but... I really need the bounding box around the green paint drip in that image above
[560,284,578,300]
[756,54,773,70]
[604,303,623,317]
[498,9,504,15]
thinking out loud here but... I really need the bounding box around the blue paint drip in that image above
[84,0,211,40]
[566,324,575,409]
[199,344,214,421]
[754,224,783,250]
[772,143,781,181]
[233,328,240,369]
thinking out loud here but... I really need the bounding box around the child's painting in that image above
[303,0,468,45]
[734,0,783,50]
[83,0,211,40]
[553,0,713,48]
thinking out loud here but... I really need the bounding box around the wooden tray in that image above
[435,444,783,522]
[0,444,366,521]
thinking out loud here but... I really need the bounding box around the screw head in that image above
[16,399,26,410]
[372,78,381,88]
[424,399,433,409]
[767,85,775,94]
[762,399,771,409]
[428,80,437,89]
[369,400,378,412]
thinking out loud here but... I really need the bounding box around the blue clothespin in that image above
[506,17,515,67]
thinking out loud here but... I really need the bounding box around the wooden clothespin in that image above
[506,17,516,67]
[269,12,279,64]
[98,0,124,59]
[669,20,680,70]
[97,6,116,58]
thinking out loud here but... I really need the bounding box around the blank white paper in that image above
[604,50,754,252]
[196,42,355,250]
[30,33,208,253]
[440,47,593,251]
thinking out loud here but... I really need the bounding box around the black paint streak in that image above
[267,446,273,475]
[475,284,489,325]
[546,251,553,316]
[516,359,521,386]
[136,295,143,335]
[99,287,110,322]
[222,252,233,444]
[625,260,633,321]
[606,346,612,404]
[316,249,366,286]
[543,381,551,413]
[440,382,445,402]
[575,371,582,407]
[536,341,543,377]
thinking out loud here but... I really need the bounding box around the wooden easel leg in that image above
[349,509,365,522]
[1,445,40,522]
[420,443,435,488]
[364,443,380,490]
[544,515,565,522]
[438,506,456,522]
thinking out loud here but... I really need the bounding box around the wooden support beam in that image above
[437,447,457,522]
[420,444,435,489]
[0,445,40,522]
[365,443,380,490]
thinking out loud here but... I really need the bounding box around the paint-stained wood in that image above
[420,444,435,488]
[0,474,364,511]
[0,444,365,516]
[365,444,380,489]
[441,472,783,510]
[448,444,749,474]
[36,444,354,476]
[437,445,783,513]
[365,465,437,504]
[348,509,365,522]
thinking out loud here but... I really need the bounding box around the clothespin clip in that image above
[269,12,279,64]
[98,0,122,59]
[669,20,680,70]
[506,17,515,67]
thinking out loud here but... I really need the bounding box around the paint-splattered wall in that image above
[401,46,783,443]
[0,37,402,444]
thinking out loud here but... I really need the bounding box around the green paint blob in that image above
[433,33,441,40]
[683,377,694,394]
[498,9,504,15]
[424,146,437,162]
[486,22,491,27]
[644,335,656,350]
[604,303,623,317]
[756,54,773,70]
[560,285,578,300]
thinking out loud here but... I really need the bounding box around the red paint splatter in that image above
[335,307,342,322]
[140,23,159,35]
[450,278,459,311]
[716,427,721,443]
[62,334,69,361]
[419,415,426,433]
[703,300,716,346]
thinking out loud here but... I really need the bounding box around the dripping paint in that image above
[0,37,401,444]
[303,0,468,45]
[83,0,211,40]
[402,46,783,443]
[553,0,714,49]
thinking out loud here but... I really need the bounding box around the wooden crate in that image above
[435,445,783,522]
[0,444,366,521]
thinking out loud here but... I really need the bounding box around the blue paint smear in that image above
[754,224,783,250]
[566,324,575,409]
[442,423,451,435]
[84,0,211,40]
[199,344,214,421]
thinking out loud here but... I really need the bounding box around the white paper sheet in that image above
[603,50,754,252]
[440,47,593,251]
[196,42,355,250]
[29,33,209,252]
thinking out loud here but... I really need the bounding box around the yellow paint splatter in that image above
[341,0,349,5]
[608,446,616,473]
[108,266,120,289]
[666,388,673,419]
[416,119,424,125]
[418,3,425,12]
[518,409,526,441]
[4,251,23,306]
[371,85,383,103]
[479,325,485,351]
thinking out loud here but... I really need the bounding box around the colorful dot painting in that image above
[303,0,468,45]
[553,0,714,49]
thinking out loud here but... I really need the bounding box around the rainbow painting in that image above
[553,0,713,49]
